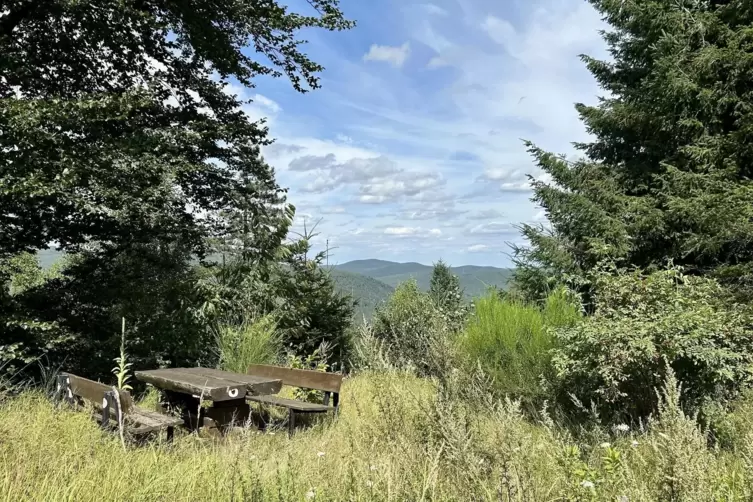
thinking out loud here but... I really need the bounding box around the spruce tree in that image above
[514,0,753,300]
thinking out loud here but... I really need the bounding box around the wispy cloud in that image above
[239,0,608,266]
[363,42,411,67]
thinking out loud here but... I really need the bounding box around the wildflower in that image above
[305,489,315,500]
[365,480,373,488]
[369,465,377,471]
[600,442,611,448]
[317,451,325,458]
[631,440,639,448]
[581,480,595,489]
[615,424,629,433]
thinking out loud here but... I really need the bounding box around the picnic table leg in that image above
[288,410,296,437]
[101,391,112,429]
[166,426,174,443]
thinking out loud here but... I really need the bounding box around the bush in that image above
[371,280,454,377]
[214,313,281,373]
[550,266,753,422]
[457,286,580,403]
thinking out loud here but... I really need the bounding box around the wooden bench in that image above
[55,372,183,441]
[245,364,343,436]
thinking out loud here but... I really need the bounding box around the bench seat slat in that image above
[247,394,334,412]
[129,407,183,427]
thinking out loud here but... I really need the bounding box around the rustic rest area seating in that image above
[245,364,343,436]
[55,372,182,442]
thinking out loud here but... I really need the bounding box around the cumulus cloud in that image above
[285,152,446,203]
[363,42,411,68]
[241,0,609,265]
[382,226,442,238]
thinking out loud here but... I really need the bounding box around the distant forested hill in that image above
[33,251,510,320]
[327,269,394,321]
[333,259,512,299]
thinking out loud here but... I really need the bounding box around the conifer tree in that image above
[514,0,753,300]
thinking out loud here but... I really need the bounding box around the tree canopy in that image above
[0,0,354,380]
[0,0,353,259]
[514,0,753,300]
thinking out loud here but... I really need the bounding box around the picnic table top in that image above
[134,367,282,402]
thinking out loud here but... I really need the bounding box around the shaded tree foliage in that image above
[0,0,353,380]
[513,0,753,301]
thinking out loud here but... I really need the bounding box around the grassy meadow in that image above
[4,369,753,501]
[4,282,753,501]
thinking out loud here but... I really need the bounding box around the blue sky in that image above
[233,0,609,267]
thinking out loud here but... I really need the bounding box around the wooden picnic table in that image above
[135,367,283,434]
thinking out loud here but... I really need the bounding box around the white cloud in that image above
[243,0,609,266]
[363,42,411,68]
[384,226,418,235]
[468,222,517,235]
[481,15,518,48]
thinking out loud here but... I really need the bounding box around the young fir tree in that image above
[429,260,462,309]
[429,259,465,331]
[514,0,753,301]
[272,222,355,370]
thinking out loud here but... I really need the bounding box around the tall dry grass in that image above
[2,370,752,501]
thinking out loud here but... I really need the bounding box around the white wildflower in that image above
[581,480,595,489]
[631,440,639,448]
[317,451,325,458]
[615,424,629,433]
[365,480,373,488]
[369,465,377,471]
[600,442,611,449]
[305,489,315,500]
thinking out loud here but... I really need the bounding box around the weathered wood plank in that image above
[246,364,343,393]
[127,408,183,434]
[173,367,282,396]
[134,369,248,402]
[247,394,334,412]
[60,373,133,413]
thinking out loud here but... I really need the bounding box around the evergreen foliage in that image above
[513,0,753,300]
[428,259,466,331]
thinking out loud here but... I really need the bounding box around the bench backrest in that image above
[247,365,342,394]
[59,373,134,413]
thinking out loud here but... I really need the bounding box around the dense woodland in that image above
[3,0,753,500]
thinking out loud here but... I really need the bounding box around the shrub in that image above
[457,286,580,403]
[371,280,454,377]
[215,313,281,373]
[550,266,753,422]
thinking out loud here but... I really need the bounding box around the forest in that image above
[2,0,753,500]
